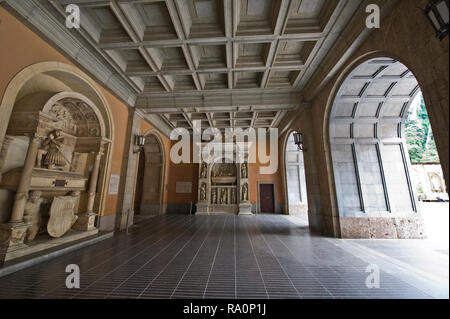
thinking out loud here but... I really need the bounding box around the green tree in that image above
[405,93,439,164]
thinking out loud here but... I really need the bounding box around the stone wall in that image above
[284,0,449,238]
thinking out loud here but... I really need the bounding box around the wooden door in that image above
[259,184,275,213]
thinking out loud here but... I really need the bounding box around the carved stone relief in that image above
[41,130,68,170]
[23,191,43,243]
[47,196,78,238]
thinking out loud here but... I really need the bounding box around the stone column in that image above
[87,151,102,213]
[0,134,41,265]
[0,135,14,183]
[73,150,102,231]
[239,161,252,215]
[115,108,142,231]
[10,134,41,223]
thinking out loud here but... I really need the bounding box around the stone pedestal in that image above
[72,213,97,231]
[0,222,30,265]
[195,203,209,215]
[238,203,253,215]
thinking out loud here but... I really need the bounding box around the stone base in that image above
[238,203,253,215]
[195,203,209,215]
[340,216,427,239]
[0,222,30,265]
[1,229,99,264]
[72,213,97,231]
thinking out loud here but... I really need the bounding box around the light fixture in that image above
[133,134,145,153]
[293,132,306,152]
[425,0,449,40]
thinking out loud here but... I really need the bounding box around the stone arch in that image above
[0,61,114,220]
[140,129,166,215]
[325,54,429,238]
[281,129,308,216]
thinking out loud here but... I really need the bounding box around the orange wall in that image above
[0,7,129,216]
[162,140,283,207]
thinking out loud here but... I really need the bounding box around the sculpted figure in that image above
[242,183,248,202]
[43,130,68,170]
[231,189,236,204]
[200,183,207,201]
[241,163,248,178]
[220,188,227,204]
[211,189,217,204]
[23,191,43,242]
[201,162,207,179]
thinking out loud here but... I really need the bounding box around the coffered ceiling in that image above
[2,0,392,135]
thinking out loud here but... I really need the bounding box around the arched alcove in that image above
[0,62,114,262]
[139,131,166,215]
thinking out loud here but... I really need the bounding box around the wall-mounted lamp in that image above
[425,0,449,40]
[133,134,145,153]
[293,132,306,152]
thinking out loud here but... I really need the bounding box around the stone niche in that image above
[0,92,110,264]
[196,142,251,215]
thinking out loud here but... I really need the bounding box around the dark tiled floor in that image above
[0,215,448,299]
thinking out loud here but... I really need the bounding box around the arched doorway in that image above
[284,131,308,217]
[133,150,145,215]
[328,57,431,238]
[139,132,165,215]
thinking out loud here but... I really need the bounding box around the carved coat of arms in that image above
[47,196,78,238]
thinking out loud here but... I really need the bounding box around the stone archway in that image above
[283,131,308,216]
[327,56,428,239]
[139,131,166,215]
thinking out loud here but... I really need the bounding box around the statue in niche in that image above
[220,188,228,204]
[200,183,207,201]
[42,130,69,170]
[23,191,43,242]
[242,183,248,202]
[211,189,217,204]
[200,162,207,179]
[231,189,236,204]
[241,162,248,179]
